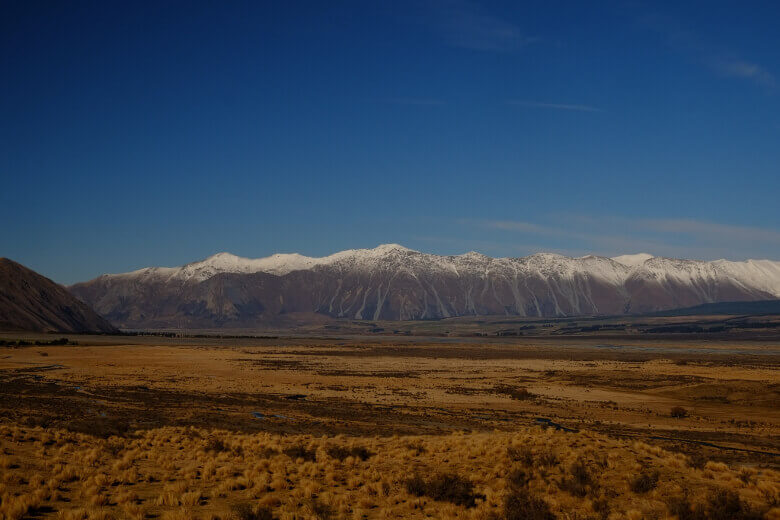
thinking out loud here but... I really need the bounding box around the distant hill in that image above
[644,299,780,317]
[69,244,780,329]
[0,258,117,333]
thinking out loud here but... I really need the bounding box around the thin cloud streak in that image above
[637,8,776,89]
[638,218,780,244]
[508,101,602,112]
[708,58,775,86]
[469,216,780,261]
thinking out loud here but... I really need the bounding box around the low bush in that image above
[495,385,535,400]
[405,473,484,508]
[559,458,595,497]
[282,445,317,462]
[504,486,556,520]
[231,502,276,520]
[629,470,659,493]
[507,446,534,466]
[670,406,689,418]
[326,445,373,461]
[666,489,766,520]
[204,437,227,452]
[306,498,333,520]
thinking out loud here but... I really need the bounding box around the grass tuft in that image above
[405,473,484,508]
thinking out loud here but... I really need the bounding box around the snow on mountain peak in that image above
[611,253,654,267]
[372,243,415,253]
[93,246,780,298]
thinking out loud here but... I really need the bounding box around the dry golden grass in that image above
[0,423,778,520]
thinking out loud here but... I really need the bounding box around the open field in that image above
[1,330,778,519]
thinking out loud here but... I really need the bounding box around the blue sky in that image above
[2,0,779,283]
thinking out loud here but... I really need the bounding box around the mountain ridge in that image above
[69,245,780,329]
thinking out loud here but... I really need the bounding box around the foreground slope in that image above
[0,258,116,333]
[69,245,780,329]
[0,425,777,520]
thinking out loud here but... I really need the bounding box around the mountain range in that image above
[68,245,780,329]
[0,258,117,333]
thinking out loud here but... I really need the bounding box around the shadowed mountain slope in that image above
[0,258,117,333]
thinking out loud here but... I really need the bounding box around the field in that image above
[1,324,779,519]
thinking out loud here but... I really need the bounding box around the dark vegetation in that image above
[494,385,536,400]
[667,489,767,520]
[629,470,659,493]
[306,498,333,520]
[558,458,596,497]
[405,473,484,508]
[671,406,690,418]
[504,486,556,520]
[282,444,317,462]
[0,337,74,346]
[504,445,557,520]
[326,445,373,461]
[648,299,780,317]
[230,503,275,520]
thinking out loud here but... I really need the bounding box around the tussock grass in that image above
[667,489,769,520]
[326,445,373,461]
[282,444,317,462]
[504,486,555,520]
[629,470,659,493]
[558,458,596,498]
[0,423,777,520]
[405,473,484,507]
[231,502,275,520]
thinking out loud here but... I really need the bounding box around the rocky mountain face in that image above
[0,258,117,333]
[68,245,780,329]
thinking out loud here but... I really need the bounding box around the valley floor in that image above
[0,334,778,519]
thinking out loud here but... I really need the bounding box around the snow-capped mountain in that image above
[68,245,780,329]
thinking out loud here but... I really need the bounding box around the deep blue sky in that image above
[2,0,779,283]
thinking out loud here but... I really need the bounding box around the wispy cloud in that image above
[426,0,532,52]
[638,218,780,244]
[706,57,776,88]
[508,101,602,112]
[637,9,776,89]
[465,215,780,260]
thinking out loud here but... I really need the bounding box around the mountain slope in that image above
[68,245,780,329]
[0,258,117,333]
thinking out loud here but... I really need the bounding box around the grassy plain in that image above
[0,327,778,519]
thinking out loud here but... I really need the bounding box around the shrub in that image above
[306,498,333,520]
[504,487,556,520]
[670,406,689,418]
[282,445,317,462]
[538,450,559,467]
[507,468,531,488]
[666,489,765,520]
[231,503,275,520]
[507,446,534,466]
[702,489,765,520]
[559,458,595,497]
[405,473,484,508]
[629,471,659,493]
[326,445,373,461]
[66,417,130,438]
[204,437,227,452]
[495,385,535,400]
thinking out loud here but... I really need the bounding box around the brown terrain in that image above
[0,258,116,334]
[0,327,778,519]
